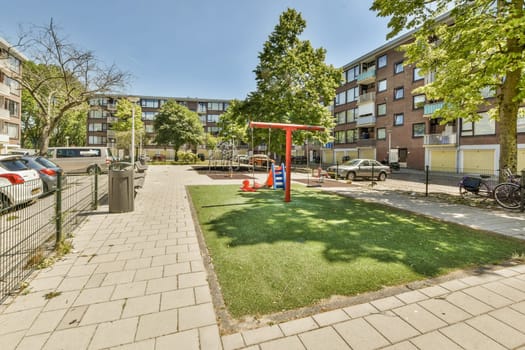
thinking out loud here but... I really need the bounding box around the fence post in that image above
[371,163,375,187]
[55,172,62,244]
[425,165,429,197]
[335,161,339,180]
[92,168,98,210]
[520,169,525,213]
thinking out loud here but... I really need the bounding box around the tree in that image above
[371,0,525,174]
[113,98,144,158]
[153,100,204,161]
[226,8,342,155]
[9,19,128,155]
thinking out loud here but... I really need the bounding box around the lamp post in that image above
[65,136,69,147]
[128,97,140,168]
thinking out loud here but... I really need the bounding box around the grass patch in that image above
[189,185,525,318]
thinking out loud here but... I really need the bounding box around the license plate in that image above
[31,188,41,195]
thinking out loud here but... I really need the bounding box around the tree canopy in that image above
[113,98,144,157]
[11,19,128,155]
[371,0,525,172]
[224,8,342,155]
[153,100,204,160]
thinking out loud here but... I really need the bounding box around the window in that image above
[5,99,19,116]
[88,123,106,132]
[461,112,495,136]
[142,111,158,121]
[140,99,159,108]
[377,103,386,116]
[412,123,425,137]
[89,110,108,119]
[378,79,387,92]
[519,108,525,133]
[199,115,206,124]
[346,129,357,143]
[413,67,424,81]
[347,87,359,102]
[198,102,207,113]
[377,128,386,140]
[335,91,347,106]
[394,113,404,126]
[348,108,358,122]
[208,102,225,111]
[207,114,220,123]
[394,61,404,74]
[413,95,426,109]
[335,131,345,144]
[394,87,404,100]
[378,55,387,68]
[336,111,346,125]
[88,136,107,145]
[7,123,18,139]
[345,65,360,82]
[145,124,155,133]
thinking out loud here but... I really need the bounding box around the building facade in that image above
[0,37,25,153]
[87,95,230,159]
[331,31,525,173]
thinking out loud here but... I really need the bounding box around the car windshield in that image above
[0,159,30,171]
[35,157,60,168]
[343,159,362,166]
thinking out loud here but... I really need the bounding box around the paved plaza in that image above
[1,165,525,349]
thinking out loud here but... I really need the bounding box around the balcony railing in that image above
[0,82,10,95]
[357,92,375,104]
[107,103,117,110]
[0,108,10,120]
[356,138,376,147]
[423,133,456,146]
[423,101,444,116]
[356,115,376,126]
[357,68,376,83]
[0,133,9,142]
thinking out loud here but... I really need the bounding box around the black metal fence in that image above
[0,172,108,303]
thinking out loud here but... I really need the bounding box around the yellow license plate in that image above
[31,188,41,195]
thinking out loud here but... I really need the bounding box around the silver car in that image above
[0,155,44,209]
[326,158,390,181]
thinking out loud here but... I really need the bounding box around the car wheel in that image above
[346,172,356,181]
[0,194,11,211]
[87,165,100,175]
[378,172,387,181]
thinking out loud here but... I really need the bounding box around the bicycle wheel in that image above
[459,182,492,200]
[493,183,521,209]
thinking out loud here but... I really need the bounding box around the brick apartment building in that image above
[0,37,25,153]
[87,95,230,159]
[330,31,525,172]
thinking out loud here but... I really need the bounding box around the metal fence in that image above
[0,172,108,303]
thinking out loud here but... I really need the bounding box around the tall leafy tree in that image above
[9,19,128,155]
[229,8,342,154]
[153,100,204,160]
[113,98,144,157]
[371,0,525,174]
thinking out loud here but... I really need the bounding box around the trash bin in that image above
[108,162,134,213]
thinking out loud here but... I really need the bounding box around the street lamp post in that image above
[128,97,140,169]
[65,136,70,147]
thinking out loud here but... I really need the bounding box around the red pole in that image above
[285,129,292,202]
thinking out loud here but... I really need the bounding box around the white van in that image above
[46,147,115,174]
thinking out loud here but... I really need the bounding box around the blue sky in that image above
[0,0,391,100]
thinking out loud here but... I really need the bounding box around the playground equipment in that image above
[249,122,324,202]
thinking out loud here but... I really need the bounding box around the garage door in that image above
[359,149,375,159]
[463,149,495,173]
[430,149,456,172]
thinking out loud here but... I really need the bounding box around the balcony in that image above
[356,138,376,147]
[423,101,444,116]
[357,68,376,84]
[0,108,9,120]
[107,103,117,110]
[0,133,9,142]
[0,82,10,95]
[356,115,376,126]
[423,133,457,146]
[107,116,118,123]
[357,92,375,105]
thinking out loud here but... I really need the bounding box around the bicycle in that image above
[459,168,522,209]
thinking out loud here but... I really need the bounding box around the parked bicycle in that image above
[459,168,522,209]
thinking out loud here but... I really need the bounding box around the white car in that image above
[0,155,44,210]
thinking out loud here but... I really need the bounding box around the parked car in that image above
[46,147,115,174]
[0,155,44,209]
[326,158,390,181]
[249,155,275,167]
[20,155,65,193]
[233,155,249,164]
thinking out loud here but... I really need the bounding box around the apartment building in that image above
[87,95,230,159]
[332,31,525,172]
[0,37,25,153]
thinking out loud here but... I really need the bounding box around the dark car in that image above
[20,155,65,193]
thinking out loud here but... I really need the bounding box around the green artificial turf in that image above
[188,184,525,318]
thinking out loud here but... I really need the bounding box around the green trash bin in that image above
[108,162,134,213]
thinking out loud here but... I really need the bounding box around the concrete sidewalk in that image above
[0,165,524,350]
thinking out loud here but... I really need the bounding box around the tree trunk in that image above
[39,124,52,156]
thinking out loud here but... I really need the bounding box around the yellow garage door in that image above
[359,149,375,159]
[463,149,494,173]
[430,149,456,172]
[518,149,525,172]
